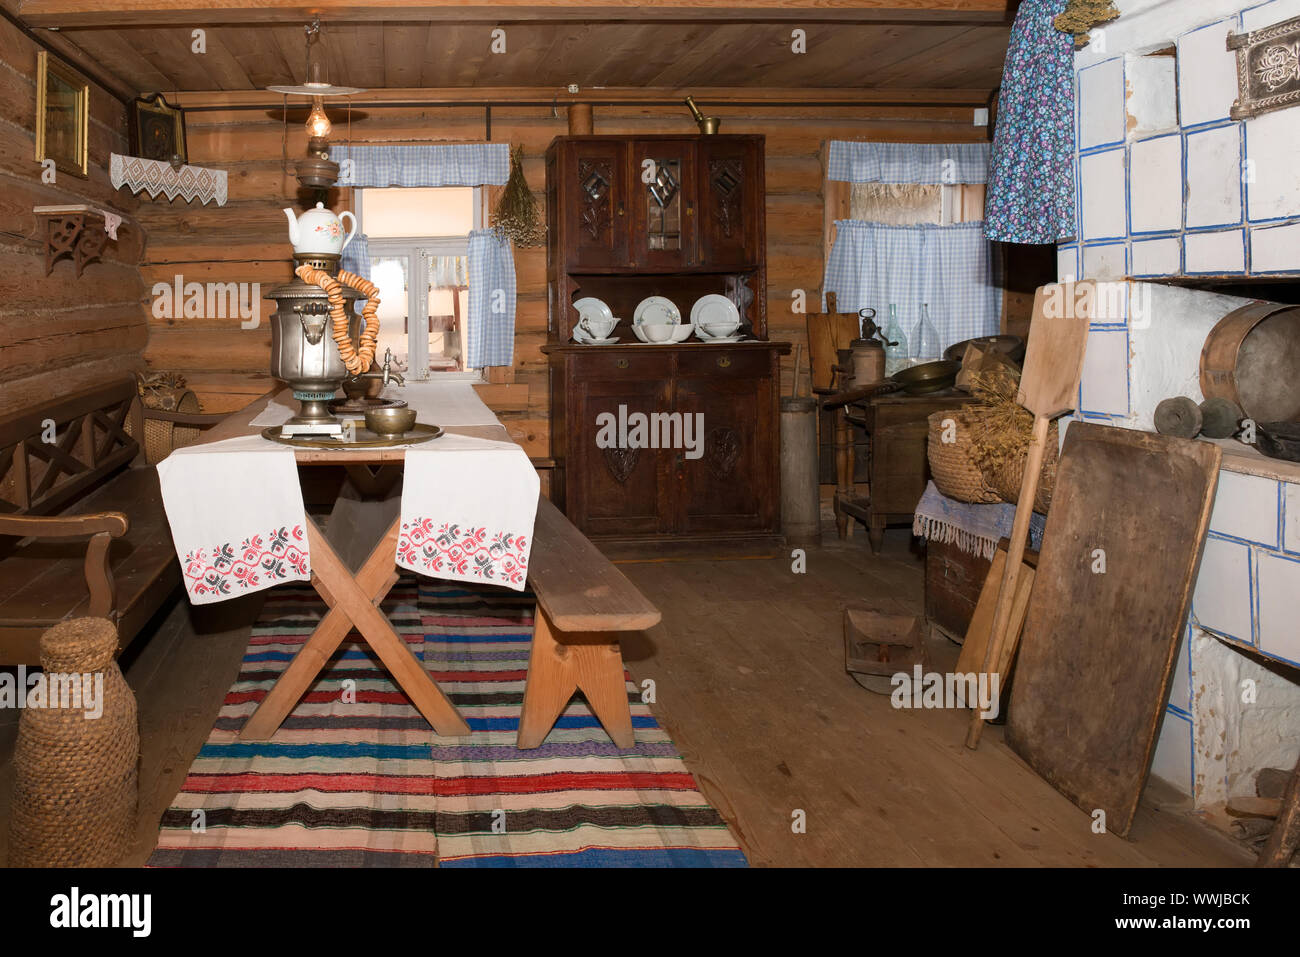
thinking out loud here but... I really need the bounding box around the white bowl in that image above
[640,322,676,343]
[670,323,694,343]
[701,319,740,339]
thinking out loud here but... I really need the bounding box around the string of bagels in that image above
[294,264,381,376]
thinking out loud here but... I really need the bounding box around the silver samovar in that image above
[267,250,363,436]
[268,200,363,437]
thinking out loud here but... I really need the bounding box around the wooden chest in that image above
[924,536,992,642]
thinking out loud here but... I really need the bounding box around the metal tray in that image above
[261,422,444,449]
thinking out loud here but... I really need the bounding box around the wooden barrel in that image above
[1200,303,1300,423]
[780,396,821,546]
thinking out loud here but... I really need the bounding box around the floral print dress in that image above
[984,0,1077,244]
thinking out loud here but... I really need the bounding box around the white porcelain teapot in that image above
[284,202,357,256]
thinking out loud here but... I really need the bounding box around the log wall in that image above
[139,98,987,454]
[0,16,145,417]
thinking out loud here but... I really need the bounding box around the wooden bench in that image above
[518,495,661,748]
[0,378,220,665]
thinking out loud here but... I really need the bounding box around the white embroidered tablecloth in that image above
[160,392,538,603]
[157,436,311,603]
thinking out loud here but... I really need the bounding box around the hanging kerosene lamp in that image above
[263,18,382,436]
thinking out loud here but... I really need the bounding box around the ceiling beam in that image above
[19,0,1013,28]
[171,85,995,110]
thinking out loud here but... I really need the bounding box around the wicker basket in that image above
[926,409,1002,504]
[8,618,139,867]
[125,381,203,465]
[979,419,1060,514]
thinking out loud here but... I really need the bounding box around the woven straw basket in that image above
[979,419,1060,514]
[8,618,138,867]
[926,409,1001,504]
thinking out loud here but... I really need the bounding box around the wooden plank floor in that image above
[613,528,1253,868]
[0,526,1252,867]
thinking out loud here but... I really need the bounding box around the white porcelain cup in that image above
[581,315,617,340]
[640,322,676,343]
[701,318,740,338]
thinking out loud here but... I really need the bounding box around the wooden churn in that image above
[780,395,821,546]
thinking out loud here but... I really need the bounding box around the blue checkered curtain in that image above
[827,141,990,184]
[467,229,515,368]
[822,221,1001,351]
[340,232,371,281]
[333,144,510,187]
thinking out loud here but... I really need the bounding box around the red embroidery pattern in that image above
[396,519,528,587]
[182,525,309,598]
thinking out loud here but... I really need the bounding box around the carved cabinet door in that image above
[672,357,775,535]
[697,137,759,268]
[571,375,673,537]
[563,140,627,269]
[628,139,697,269]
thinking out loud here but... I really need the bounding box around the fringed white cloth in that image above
[912,481,1046,560]
[110,153,228,206]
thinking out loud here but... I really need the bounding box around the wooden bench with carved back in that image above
[0,378,221,665]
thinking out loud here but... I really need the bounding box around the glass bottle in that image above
[912,303,941,364]
[883,304,909,377]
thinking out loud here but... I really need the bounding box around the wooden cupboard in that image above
[543,134,786,545]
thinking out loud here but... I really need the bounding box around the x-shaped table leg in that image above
[239,515,470,740]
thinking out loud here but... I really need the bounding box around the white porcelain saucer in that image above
[701,334,746,343]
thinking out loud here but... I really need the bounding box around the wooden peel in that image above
[965,281,1093,750]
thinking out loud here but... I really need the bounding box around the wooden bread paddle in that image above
[964,281,1093,750]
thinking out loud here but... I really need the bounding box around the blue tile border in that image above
[1128,133,1183,236]
[1079,148,1129,241]
[1176,17,1241,131]
[1076,56,1127,152]
[1183,124,1245,230]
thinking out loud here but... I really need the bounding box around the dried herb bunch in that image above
[965,369,1036,470]
[1053,0,1121,49]
[492,145,545,247]
[965,368,1058,512]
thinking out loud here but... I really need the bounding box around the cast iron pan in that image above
[1257,421,1300,462]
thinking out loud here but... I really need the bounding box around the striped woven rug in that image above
[149,579,746,867]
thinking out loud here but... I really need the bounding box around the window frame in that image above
[356,187,484,381]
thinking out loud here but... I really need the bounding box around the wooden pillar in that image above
[568,103,593,135]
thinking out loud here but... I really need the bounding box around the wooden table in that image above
[194,389,660,745]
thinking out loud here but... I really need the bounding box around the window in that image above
[358,186,481,378]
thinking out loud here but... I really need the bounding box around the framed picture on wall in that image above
[35,51,89,179]
[129,92,187,165]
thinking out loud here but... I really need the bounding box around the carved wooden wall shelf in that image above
[32,204,122,277]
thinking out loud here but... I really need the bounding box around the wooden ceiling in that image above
[49,20,1009,94]
[14,1,1016,100]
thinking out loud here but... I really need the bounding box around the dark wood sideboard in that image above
[543,134,788,546]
